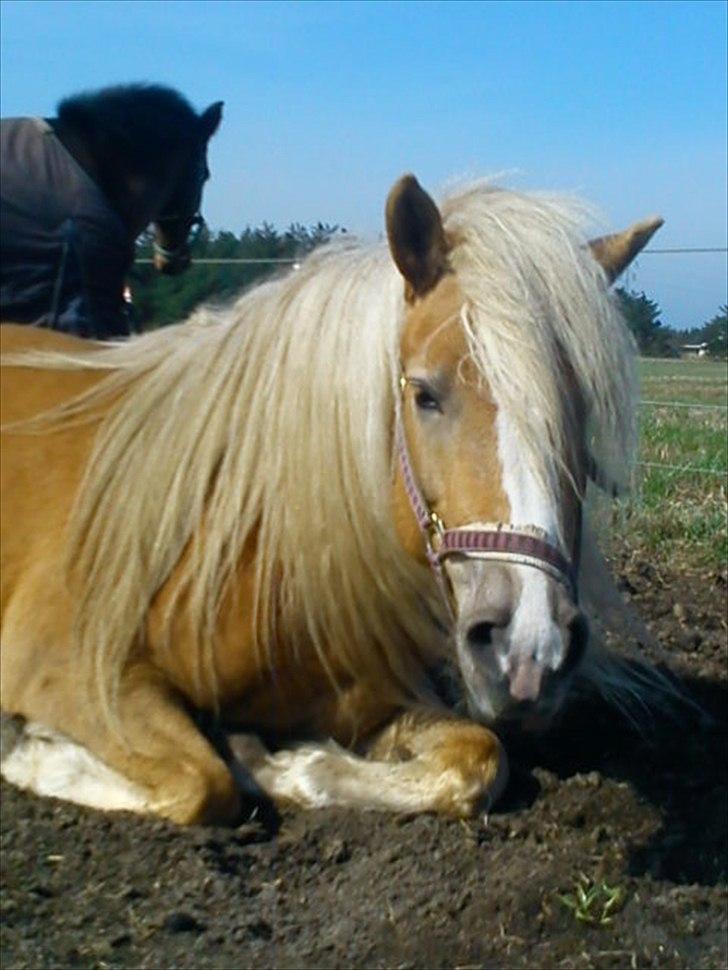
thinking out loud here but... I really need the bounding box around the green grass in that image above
[557,874,627,927]
[618,358,727,570]
[640,357,728,407]
[640,357,727,383]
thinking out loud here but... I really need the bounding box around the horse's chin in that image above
[462,673,568,734]
[495,705,558,734]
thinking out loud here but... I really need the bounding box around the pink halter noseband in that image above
[395,373,577,617]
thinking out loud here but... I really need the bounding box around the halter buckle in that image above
[426,510,445,551]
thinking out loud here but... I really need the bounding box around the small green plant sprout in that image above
[557,873,627,926]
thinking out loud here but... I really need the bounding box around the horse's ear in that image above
[199,101,224,141]
[588,216,664,284]
[386,174,449,301]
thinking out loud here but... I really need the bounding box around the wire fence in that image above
[636,393,727,479]
[136,248,728,265]
[133,250,727,482]
[135,257,300,265]
[638,461,725,478]
[642,400,726,410]
[641,247,727,254]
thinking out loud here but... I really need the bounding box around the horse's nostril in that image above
[467,622,494,650]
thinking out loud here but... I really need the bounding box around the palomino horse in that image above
[0,84,222,338]
[0,176,662,824]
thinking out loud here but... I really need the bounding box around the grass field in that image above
[617,357,727,570]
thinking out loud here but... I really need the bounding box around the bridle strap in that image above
[394,387,455,619]
[439,525,576,592]
[395,372,576,612]
[152,213,205,261]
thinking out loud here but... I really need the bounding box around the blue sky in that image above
[1,0,726,329]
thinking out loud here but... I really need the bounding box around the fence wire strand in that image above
[638,461,726,478]
[132,252,726,479]
[641,399,727,411]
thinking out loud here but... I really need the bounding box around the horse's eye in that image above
[414,387,441,412]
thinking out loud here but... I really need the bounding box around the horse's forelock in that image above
[440,181,637,499]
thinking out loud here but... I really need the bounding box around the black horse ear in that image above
[199,101,224,141]
[385,174,449,301]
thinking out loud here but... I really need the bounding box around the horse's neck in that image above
[48,118,154,238]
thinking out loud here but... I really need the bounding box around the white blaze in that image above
[494,407,565,679]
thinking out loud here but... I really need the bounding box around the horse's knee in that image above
[150,757,241,826]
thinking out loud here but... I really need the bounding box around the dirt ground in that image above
[1,555,726,970]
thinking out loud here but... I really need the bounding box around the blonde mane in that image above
[6,180,637,724]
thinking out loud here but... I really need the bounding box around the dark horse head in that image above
[51,84,223,275]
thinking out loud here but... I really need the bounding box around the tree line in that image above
[130,222,343,329]
[615,289,727,358]
[128,224,727,358]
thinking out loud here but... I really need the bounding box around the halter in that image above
[395,373,577,618]
[152,213,205,262]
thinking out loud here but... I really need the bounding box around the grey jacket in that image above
[0,117,134,337]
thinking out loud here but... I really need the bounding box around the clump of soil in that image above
[1,559,726,970]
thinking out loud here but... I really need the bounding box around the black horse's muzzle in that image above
[153,214,204,275]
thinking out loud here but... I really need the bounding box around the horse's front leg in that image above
[231,709,508,818]
[367,709,509,817]
[107,663,244,824]
[3,661,243,826]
